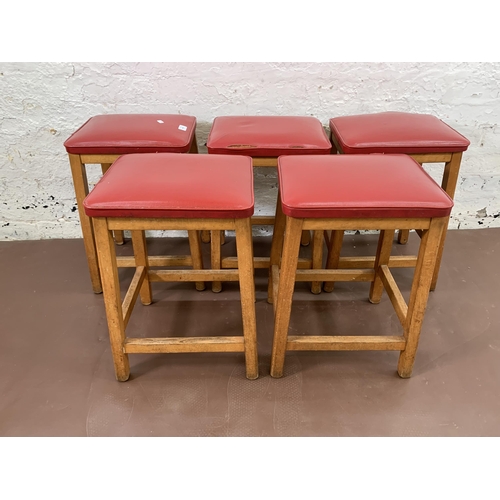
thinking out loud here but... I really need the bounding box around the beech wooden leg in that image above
[101,163,124,245]
[93,217,130,382]
[188,230,206,291]
[323,230,344,292]
[430,153,462,290]
[441,152,462,199]
[310,230,324,294]
[397,217,446,378]
[68,153,102,293]
[270,216,303,378]
[430,217,450,291]
[301,230,311,246]
[131,230,152,305]
[234,218,259,380]
[369,230,395,304]
[211,230,222,293]
[268,192,286,304]
[201,230,211,243]
[397,230,410,245]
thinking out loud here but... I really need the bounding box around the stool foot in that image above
[246,370,259,380]
[397,368,412,379]
[116,371,131,382]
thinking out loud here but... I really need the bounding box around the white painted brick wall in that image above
[1,62,499,240]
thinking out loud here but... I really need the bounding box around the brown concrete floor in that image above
[0,228,499,436]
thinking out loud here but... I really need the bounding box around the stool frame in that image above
[268,192,447,379]
[93,214,258,381]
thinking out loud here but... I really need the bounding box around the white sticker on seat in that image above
[178,125,188,131]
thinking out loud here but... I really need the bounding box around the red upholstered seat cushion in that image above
[64,114,196,154]
[83,153,254,219]
[278,155,453,219]
[207,116,332,157]
[329,112,470,154]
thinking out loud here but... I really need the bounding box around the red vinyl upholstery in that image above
[278,155,453,219]
[207,116,332,157]
[64,114,197,154]
[84,153,254,218]
[329,112,470,154]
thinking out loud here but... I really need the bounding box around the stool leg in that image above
[268,191,286,305]
[93,217,130,382]
[270,216,303,378]
[131,230,152,305]
[201,230,211,243]
[188,230,206,291]
[235,218,259,380]
[441,152,462,199]
[301,230,311,246]
[310,230,324,294]
[430,217,450,291]
[369,230,395,304]
[323,230,344,293]
[430,152,462,290]
[68,153,102,294]
[211,230,223,293]
[101,163,124,245]
[397,217,446,378]
[397,229,410,245]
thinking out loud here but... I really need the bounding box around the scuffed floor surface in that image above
[0,229,499,436]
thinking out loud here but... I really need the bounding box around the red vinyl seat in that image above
[268,154,452,379]
[65,114,197,154]
[329,112,470,154]
[84,153,254,219]
[207,116,331,156]
[278,154,453,219]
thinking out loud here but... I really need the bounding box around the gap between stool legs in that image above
[270,216,304,378]
[397,217,446,378]
[93,217,130,381]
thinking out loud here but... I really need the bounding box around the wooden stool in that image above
[64,114,200,293]
[268,154,453,379]
[326,112,469,291]
[83,153,258,381]
[206,116,332,291]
